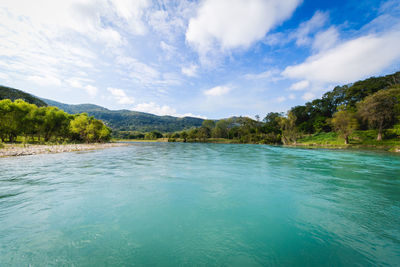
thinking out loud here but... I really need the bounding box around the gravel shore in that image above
[0,143,130,157]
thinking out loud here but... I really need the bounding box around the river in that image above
[0,143,399,266]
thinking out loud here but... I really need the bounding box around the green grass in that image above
[297,130,400,151]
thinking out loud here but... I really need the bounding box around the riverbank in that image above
[113,138,169,143]
[0,143,131,157]
[165,137,400,152]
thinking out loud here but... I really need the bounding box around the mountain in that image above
[0,85,47,107]
[0,86,204,132]
[41,99,204,132]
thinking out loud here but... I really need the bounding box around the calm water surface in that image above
[0,143,399,266]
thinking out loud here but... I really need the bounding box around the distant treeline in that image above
[165,72,400,145]
[0,99,111,143]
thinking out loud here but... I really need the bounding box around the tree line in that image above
[167,77,400,145]
[0,99,111,143]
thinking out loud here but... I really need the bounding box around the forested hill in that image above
[0,85,47,107]
[0,86,204,132]
[41,99,204,132]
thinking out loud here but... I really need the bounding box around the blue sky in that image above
[0,0,399,119]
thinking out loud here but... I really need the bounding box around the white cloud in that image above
[147,1,194,42]
[110,0,149,35]
[132,102,177,116]
[84,85,98,97]
[312,26,339,51]
[27,75,61,86]
[289,80,310,91]
[204,85,231,96]
[244,69,280,80]
[186,0,301,55]
[288,93,296,100]
[66,77,97,96]
[282,31,400,84]
[181,64,198,77]
[302,92,315,101]
[116,56,180,88]
[0,72,9,80]
[160,41,177,60]
[107,87,134,104]
[292,11,328,46]
[132,102,206,118]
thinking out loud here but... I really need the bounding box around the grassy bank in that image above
[163,131,400,152]
[296,131,400,152]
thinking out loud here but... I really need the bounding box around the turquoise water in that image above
[0,143,399,266]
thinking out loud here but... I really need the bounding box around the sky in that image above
[0,0,400,119]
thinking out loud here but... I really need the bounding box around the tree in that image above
[278,112,299,145]
[180,131,188,142]
[70,113,90,141]
[357,87,400,140]
[202,120,215,130]
[263,112,281,133]
[330,109,358,144]
[0,99,13,142]
[212,119,229,138]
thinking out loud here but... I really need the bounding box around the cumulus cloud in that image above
[289,80,310,91]
[204,85,231,96]
[282,31,400,84]
[107,87,134,104]
[132,102,206,118]
[0,0,151,100]
[186,0,301,55]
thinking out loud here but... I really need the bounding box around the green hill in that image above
[0,85,47,107]
[0,86,204,133]
[41,99,204,133]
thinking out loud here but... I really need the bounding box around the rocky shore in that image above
[0,143,130,157]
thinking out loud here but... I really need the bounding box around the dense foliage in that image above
[167,72,400,145]
[0,99,111,143]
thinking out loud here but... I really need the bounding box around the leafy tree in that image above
[263,112,282,133]
[180,131,188,142]
[70,113,90,141]
[144,131,163,140]
[330,109,358,144]
[357,87,400,140]
[212,119,229,138]
[278,112,299,145]
[202,120,215,130]
[187,128,198,140]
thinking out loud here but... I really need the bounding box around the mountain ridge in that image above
[0,86,204,132]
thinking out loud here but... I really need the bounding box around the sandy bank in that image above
[0,143,130,157]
